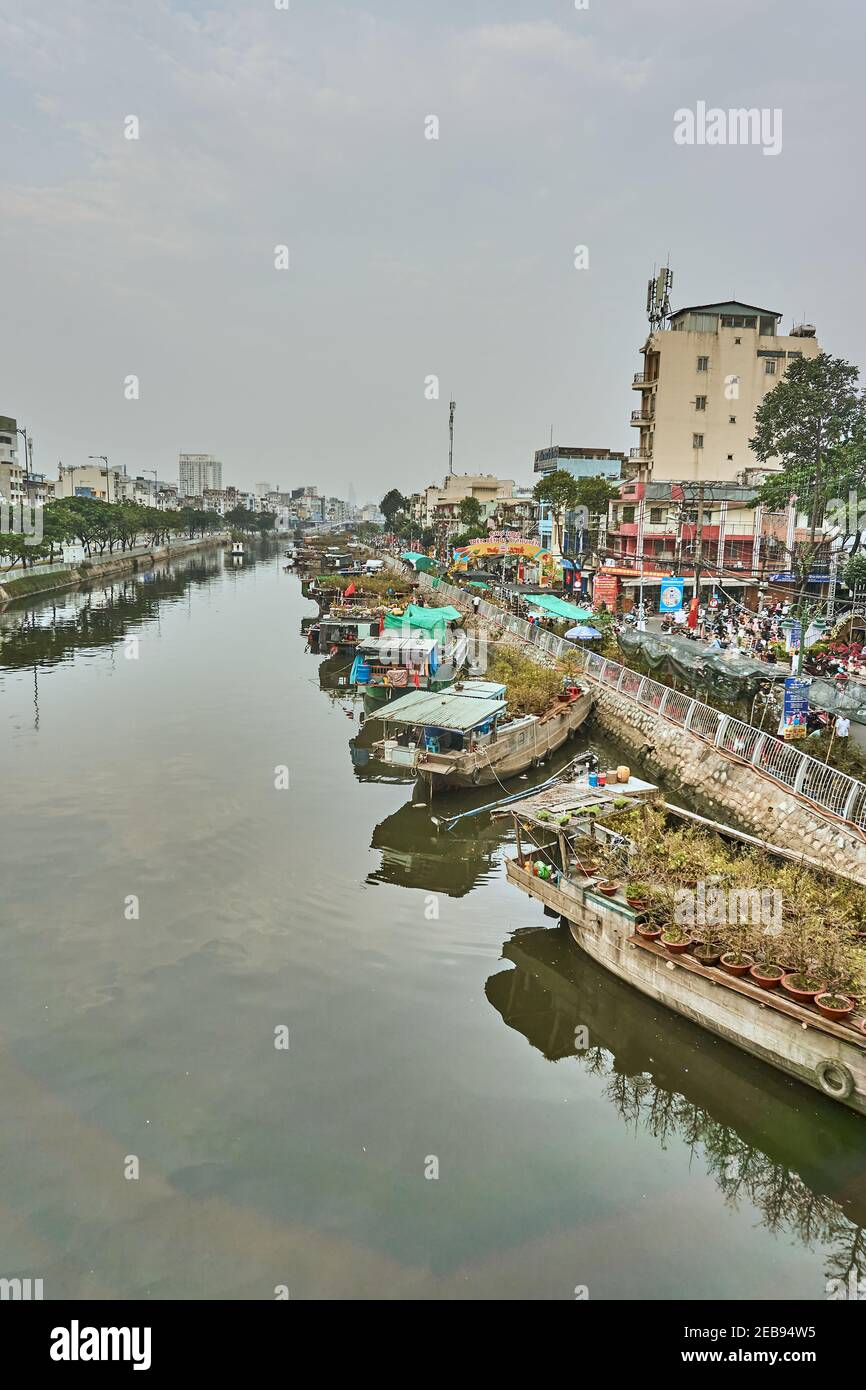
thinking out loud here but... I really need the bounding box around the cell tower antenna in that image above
[646,263,674,331]
[448,398,456,475]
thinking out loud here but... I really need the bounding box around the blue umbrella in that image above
[565,624,602,640]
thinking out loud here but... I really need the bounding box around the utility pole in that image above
[692,481,706,605]
[448,400,456,476]
[17,426,29,482]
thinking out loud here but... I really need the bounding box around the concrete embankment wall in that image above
[0,535,227,604]
[388,560,866,882]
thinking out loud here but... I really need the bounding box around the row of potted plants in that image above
[567,804,866,1030]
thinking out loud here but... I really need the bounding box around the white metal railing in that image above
[389,558,866,831]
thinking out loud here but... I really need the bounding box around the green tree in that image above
[573,475,620,552]
[380,489,408,528]
[750,353,866,541]
[532,470,580,554]
[457,496,484,536]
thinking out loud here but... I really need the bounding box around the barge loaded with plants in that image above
[503,786,866,1112]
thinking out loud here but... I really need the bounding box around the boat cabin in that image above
[378,688,508,767]
[317,613,381,649]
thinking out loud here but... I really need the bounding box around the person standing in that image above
[835,713,850,741]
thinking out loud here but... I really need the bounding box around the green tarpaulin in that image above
[384,603,462,633]
[400,552,438,572]
[525,594,594,622]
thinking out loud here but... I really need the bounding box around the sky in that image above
[0,0,864,504]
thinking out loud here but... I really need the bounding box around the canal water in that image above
[2,544,864,1300]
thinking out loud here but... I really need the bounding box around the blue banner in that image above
[781,677,810,740]
[658,577,685,613]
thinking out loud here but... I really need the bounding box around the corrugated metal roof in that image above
[381,689,506,730]
[456,680,507,699]
[359,635,437,654]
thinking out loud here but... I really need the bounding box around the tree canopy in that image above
[457,496,485,535]
[750,352,866,542]
[380,489,409,527]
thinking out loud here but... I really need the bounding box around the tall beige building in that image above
[630,301,820,483]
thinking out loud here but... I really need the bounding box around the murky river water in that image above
[1,544,864,1299]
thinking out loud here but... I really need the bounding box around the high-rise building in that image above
[178,453,223,496]
[0,416,23,507]
[630,290,820,484]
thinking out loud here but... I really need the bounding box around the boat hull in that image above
[505,859,866,1114]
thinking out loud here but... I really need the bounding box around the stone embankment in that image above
[0,535,228,603]
[389,559,866,883]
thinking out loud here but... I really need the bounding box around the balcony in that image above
[629,446,650,461]
[630,407,654,426]
[632,372,657,388]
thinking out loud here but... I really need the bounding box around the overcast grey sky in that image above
[1,0,863,502]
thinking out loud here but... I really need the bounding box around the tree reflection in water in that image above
[487,927,866,1296]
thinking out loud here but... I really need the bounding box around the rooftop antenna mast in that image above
[448,398,456,475]
[646,263,674,331]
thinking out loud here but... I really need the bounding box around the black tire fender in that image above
[816,1059,854,1102]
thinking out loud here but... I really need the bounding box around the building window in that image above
[765,359,777,375]
[649,507,663,524]
[729,415,737,423]
[622,505,635,523]
[727,454,734,461]
[695,395,707,411]
[693,434,704,449]
[734,337,742,345]
[697,356,709,372]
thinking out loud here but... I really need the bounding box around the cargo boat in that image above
[374,681,593,790]
[504,783,866,1113]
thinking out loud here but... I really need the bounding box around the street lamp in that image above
[89,454,110,503]
[17,426,29,482]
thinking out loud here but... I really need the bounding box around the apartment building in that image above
[602,478,830,607]
[418,473,516,530]
[533,445,624,555]
[630,301,821,483]
[0,416,23,507]
[55,461,127,502]
[179,453,223,497]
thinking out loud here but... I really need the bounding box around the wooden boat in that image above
[374,681,594,790]
[350,630,470,713]
[504,785,866,1113]
[311,610,382,654]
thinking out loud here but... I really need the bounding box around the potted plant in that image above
[813,930,860,1023]
[595,879,620,897]
[781,971,824,1003]
[660,926,693,956]
[814,992,856,1022]
[720,920,755,977]
[749,935,785,990]
[780,917,825,1000]
[625,879,652,910]
[693,939,726,968]
[636,919,663,942]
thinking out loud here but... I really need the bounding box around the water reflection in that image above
[487,926,866,1293]
[0,553,224,673]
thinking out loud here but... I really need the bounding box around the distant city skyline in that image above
[1,1,864,501]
